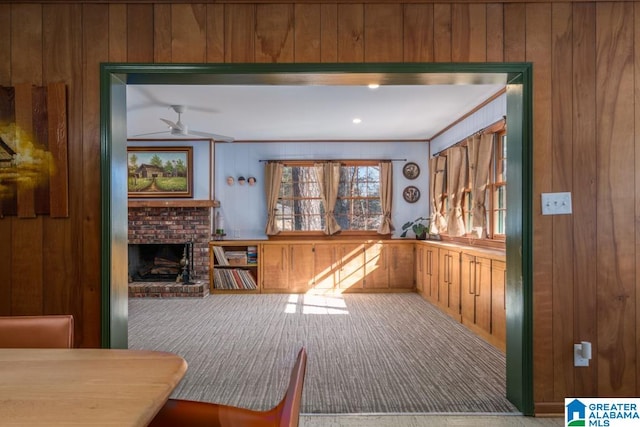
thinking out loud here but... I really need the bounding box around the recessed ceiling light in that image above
[368,84,380,89]
[352,118,362,124]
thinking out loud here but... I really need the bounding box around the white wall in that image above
[214,142,429,240]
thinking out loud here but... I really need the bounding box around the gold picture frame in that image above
[127,146,193,198]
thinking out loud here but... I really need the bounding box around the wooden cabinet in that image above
[261,243,314,292]
[437,247,461,320]
[314,243,366,291]
[491,259,507,351]
[363,242,414,290]
[209,241,259,293]
[363,242,388,289]
[312,244,338,290]
[417,243,506,350]
[415,245,426,293]
[337,243,366,290]
[460,252,492,337]
[388,243,415,289]
[416,243,438,302]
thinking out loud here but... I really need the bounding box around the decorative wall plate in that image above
[402,162,420,180]
[403,186,420,203]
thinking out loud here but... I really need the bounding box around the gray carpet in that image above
[128,293,518,414]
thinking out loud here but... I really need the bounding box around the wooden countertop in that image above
[415,239,506,259]
[0,348,187,426]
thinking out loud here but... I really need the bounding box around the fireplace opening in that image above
[128,242,193,283]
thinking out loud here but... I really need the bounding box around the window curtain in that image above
[429,156,447,235]
[377,161,394,234]
[314,162,342,235]
[446,146,467,237]
[264,162,283,235]
[468,133,494,238]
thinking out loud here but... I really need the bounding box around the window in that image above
[275,161,382,234]
[278,164,322,231]
[489,131,507,238]
[336,163,381,231]
[436,123,506,244]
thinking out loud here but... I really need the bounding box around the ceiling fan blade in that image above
[160,118,180,130]
[188,129,235,142]
[129,130,170,138]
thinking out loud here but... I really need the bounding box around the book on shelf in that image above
[225,251,248,266]
[213,268,257,290]
[247,246,258,264]
[212,246,229,265]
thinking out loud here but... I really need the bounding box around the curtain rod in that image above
[432,117,506,158]
[258,158,407,163]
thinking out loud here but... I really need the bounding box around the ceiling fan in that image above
[133,105,234,142]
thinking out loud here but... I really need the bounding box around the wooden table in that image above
[0,348,187,426]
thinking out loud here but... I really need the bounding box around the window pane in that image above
[493,185,506,235]
[497,185,506,209]
[279,163,381,232]
[464,192,473,233]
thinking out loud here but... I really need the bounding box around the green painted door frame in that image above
[100,62,533,414]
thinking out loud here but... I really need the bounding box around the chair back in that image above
[276,347,307,427]
[149,347,307,427]
[0,315,74,348]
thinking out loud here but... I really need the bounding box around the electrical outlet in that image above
[541,192,572,215]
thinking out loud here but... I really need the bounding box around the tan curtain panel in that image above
[429,156,447,235]
[468,133,494,238]
[314,162,342,235]
[446,146,467,237]
[264,162,283,235]
[377,161,394,234]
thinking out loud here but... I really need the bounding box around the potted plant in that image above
[400,217,430,239]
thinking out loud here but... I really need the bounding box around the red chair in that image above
[0,315,74,348]
[149,347,307,427]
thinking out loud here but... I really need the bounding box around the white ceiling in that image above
[126,83,505,142]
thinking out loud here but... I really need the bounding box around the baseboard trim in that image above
[535,402,564,417]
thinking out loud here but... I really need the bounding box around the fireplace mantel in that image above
[128,200,219,208]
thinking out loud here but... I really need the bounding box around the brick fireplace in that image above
[128,206,211,297]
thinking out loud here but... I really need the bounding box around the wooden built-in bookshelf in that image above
[209,241,259,293]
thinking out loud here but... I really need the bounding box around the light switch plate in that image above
[541,192,572,215]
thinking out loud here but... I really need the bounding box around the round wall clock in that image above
[403,186,420,203]
[402,162,420,180]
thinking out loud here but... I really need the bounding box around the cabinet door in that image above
[289,244,315,292]
[491,259,507,347]
[447,250,461,319]
[388,244,414,289]
[289,243,314,292]
[314,244,338,290]
[261,244,289,290]
[415,245,425,293]
[338,243,365,290]
[474,256,492,334]
[460,253,476,325]
[425,245,438,302]
[437,249,451,307]
[438,249,461,320]
[364,242,388,289]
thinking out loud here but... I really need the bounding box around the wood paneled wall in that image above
[0,0,638,411]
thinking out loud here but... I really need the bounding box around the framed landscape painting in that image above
[127,146,193,198]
